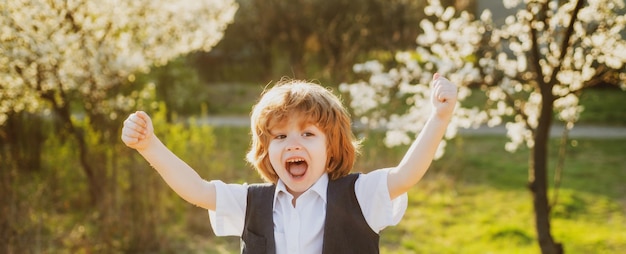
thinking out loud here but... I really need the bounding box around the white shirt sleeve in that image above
[355,168,408,233]
[208,180,248,236]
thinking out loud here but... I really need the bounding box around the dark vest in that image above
[241,173,380,254]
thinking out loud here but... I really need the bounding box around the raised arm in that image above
[121,111,217,210]
[387,73,457,199]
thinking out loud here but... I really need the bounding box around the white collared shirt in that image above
[208,168,408,254]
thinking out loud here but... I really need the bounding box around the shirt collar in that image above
[274,173,329,206]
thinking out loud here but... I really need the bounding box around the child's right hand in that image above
[121,111,155,151]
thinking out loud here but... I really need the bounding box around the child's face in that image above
[268,117,328,198]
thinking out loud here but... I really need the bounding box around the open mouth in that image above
[286,158,308,178]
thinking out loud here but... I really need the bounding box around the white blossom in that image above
[503,0,522,9]
[0,0,237,125]
[341,0,626,157]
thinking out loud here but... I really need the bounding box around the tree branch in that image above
[550,0,585,91]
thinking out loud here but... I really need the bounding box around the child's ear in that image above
[326,156,333,170]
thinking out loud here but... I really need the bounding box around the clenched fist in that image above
[430,73,457,121]
[121,111,155,151]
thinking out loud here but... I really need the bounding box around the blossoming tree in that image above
[0,0,237,203]
[340,0,626,253]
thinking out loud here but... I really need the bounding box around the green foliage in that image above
[132,56,209,117]
[194,0,435,83]
[201,84,265,115]
[0,100,223,253]
[2,80,624,253]
[4,124,625,253]
[577,87,626,126]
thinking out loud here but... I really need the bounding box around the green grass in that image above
[7,85,623,253]
[198,128,626,253]
[7,126,623,253]
[377,136,626,254]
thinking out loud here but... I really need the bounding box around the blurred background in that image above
[1,0,624,253]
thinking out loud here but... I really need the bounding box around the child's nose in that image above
[286,137,302,151]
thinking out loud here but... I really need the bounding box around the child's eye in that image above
[302,132,314,137]
[275,134,286,140]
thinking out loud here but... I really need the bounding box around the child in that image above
[121,74,457,253]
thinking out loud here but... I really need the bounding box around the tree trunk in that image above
[529,90,563,254]
[43,92,104,206]
[4,112,45,172]
[59,108,103,206]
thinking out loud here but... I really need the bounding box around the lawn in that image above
[376,136,626,254]
[186,83,626,253]
[7,86,623,253]
[188,128,626,253]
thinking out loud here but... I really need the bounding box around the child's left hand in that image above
[430,73,457,120]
